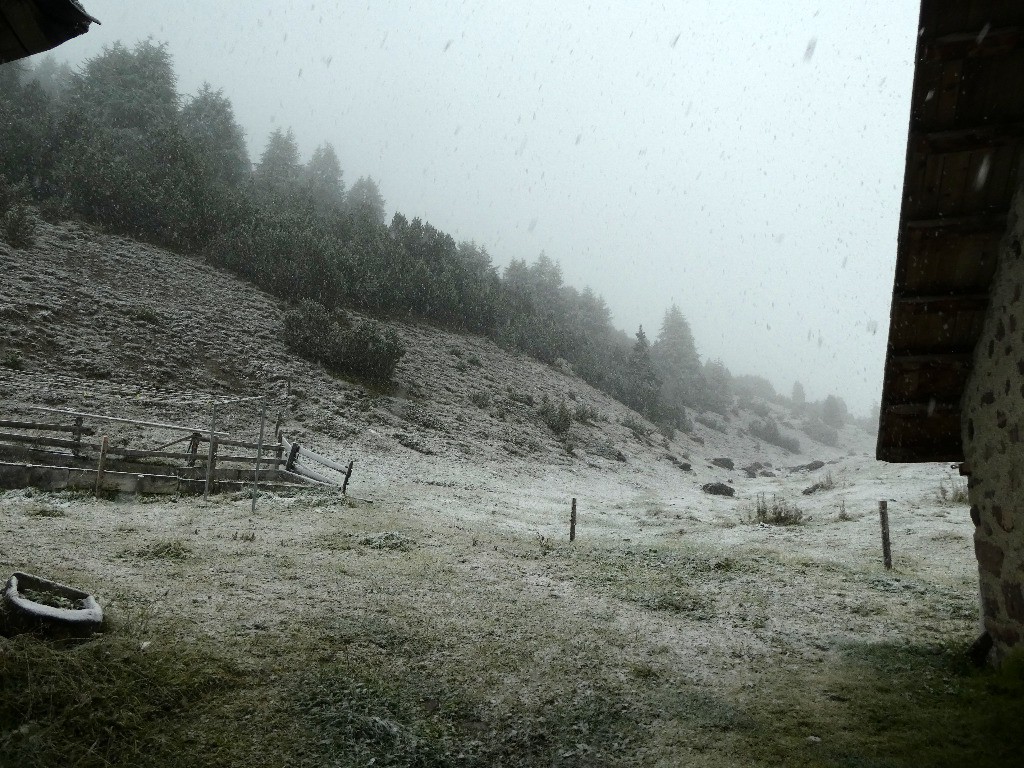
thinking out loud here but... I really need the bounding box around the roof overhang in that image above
[877,0,1024,463]
[0,0,98,64]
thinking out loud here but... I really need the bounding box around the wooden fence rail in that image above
[0,414,289,474]
[0,432,98,452]
[279,434,351,490]
[0,420,96,435]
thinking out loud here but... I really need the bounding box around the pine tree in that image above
[625,326,661,418]
[255,127,301,198]
[791,381,806,414]
[304,141,345,213]
[26,54,74,99]
[822,394,848,428]
[55,40,201,243]
[653,304,703,418]
[701,359,733,415]
[347,176,386,223]
[68,40,179,131]
[181,83,250,187]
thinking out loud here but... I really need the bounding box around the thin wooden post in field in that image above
[204,403,217,501]
[94,435,108,498]
[251,396,267,515]
[879,500,892,570]
[72,416,84,457]
[570,497,577,542]
[342,460,354,495]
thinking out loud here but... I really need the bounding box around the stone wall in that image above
[962,185,1024,663]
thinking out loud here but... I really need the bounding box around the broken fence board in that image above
[0,420,96,435]
[0,432,101,452]
[274,469,329,486]
[296,445,350,474]
[290,461,339,487]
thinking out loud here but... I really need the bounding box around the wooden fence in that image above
[0,418,284,470]
[0,410,353,495]
[280,433,354,493]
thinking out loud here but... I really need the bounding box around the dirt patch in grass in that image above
[23,505,66,518]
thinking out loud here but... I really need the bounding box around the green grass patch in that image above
[126,539,192,560]
[0,633,242,768]
[23,504,66,518]
[741,640,1024,768]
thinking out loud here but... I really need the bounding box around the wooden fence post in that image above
[204,403,217,501]
[879,500,892,570]
[570,498,577,542]
[94,435,108,497]
[72,416,84,457]
[342,460,354,495]
[285,442,300,472]
[251,397,267,515]
[187,432,200,466]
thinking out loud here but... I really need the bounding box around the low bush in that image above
[538,395,572,435]
[2,203,39,249]
[937,477,969,505]
[506,387,535,407]
[574,402,600,424]
[282,300,405,383]
[695,412,726,433]
[748,418,800,453]
[803,470,837,495]
[468,390,491,408]
[343,321,406,382]
[653,405,692,438]
[0,174,27,215]
[1,350,24,370]
[802,417,840,448]
[752,493,804,525]
[747,399,770,418]
[621,415,652,440]
[837,498,856,521]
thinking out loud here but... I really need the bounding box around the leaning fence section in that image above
[0,406,352,498]
[279,433,354,493]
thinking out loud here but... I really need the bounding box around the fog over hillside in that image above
[41,0,922,415]
[2,4,1006,762]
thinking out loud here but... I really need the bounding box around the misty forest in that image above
[0,42,865,437]
[1,10,1021,768]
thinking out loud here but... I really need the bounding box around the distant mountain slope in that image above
[0,220,871,487]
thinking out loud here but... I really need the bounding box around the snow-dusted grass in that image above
[1,450,1016,766]
[2,220,1016,765]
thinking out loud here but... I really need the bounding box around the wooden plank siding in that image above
[878,0,1024,462]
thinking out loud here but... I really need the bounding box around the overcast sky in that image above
[53,0,922,414]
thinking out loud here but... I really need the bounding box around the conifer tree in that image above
[624,326,661,418]
[791,381,806,414]
[653,304,703,418]
[305,141,345,213]
[181,83,250,187]
[347,176,386,223]
[255,127,301,199]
